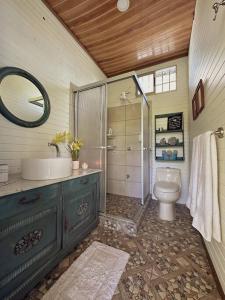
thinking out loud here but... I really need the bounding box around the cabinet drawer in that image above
[0,195,61,297]
[62,173,98,195]
[0,184,60,220]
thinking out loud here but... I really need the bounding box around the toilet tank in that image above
[156,167,181,187]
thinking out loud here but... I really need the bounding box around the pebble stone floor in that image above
[106,193,142,220]
[25,201,221,300]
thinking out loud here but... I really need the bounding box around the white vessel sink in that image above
[22,158,72,180]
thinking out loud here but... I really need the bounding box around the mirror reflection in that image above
[0,75,45,122]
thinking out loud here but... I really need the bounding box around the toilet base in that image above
[159,202,175,221]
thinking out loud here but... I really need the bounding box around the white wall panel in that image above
[0,0,105,174]
[188,0,225,292]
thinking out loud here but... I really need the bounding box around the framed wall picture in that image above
[192,94,198,120]
[197,79,204,114]
[167,112,183,131]
[192,79,204,120]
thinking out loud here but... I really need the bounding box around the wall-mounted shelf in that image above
[156,143,184,148]
[155,129,183,134]
[155,112,184,162]
[156,156,184,161]
[107,134,115,139]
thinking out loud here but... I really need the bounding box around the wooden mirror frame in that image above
[0,67,51,128]
[192,79,204,120]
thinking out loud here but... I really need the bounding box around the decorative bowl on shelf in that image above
[159,138,166,145]
[168,137,177,146]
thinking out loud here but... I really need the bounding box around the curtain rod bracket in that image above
[212,127,224,138]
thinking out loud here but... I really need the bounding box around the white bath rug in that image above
[42,241,130,300]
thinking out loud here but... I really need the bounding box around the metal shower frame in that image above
[73,71,150,209]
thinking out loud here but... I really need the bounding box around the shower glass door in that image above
[75,84,107,212]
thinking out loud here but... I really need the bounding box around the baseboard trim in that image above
[201,237,225,299]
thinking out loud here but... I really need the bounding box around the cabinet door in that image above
[62,174,99,247]
[0,184,62,299]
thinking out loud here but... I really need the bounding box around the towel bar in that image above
[211,127,224,138]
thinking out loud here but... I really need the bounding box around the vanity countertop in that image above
[0,169,102,198]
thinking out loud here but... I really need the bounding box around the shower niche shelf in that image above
[107,133,115,139]
[155,112,184,162]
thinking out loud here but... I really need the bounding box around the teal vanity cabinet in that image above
[0,184,62,299]
[62,173,99,249]
[0,172,100,300]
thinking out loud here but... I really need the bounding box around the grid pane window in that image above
[155,76,162,85]
[170,81,176,91]
[163,83,169,92]
[155,66,177,94]
[138,73,154,94]
[137,65,177,95]
[155,85,162,93]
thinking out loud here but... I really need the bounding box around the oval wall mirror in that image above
[0,67,50,127]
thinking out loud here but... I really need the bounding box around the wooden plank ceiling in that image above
[43,0,196,77]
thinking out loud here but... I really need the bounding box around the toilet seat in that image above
[154,181,179,193]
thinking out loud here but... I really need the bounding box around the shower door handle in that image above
[95,146,115,150]
[95,146,107,149]
[106,146,116,150]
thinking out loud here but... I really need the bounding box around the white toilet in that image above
[153,167,181,221]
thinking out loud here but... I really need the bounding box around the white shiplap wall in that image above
[137,57,190,204]
[189,0,225,292]
[0,0,105,174]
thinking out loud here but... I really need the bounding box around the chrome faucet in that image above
[48,142,60,157]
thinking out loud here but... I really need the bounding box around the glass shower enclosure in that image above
[74,74,150,213]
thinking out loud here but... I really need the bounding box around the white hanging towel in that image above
[187,131,221,242]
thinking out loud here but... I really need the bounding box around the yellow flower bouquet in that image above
[67,139,83,161]
[52,131,83,161]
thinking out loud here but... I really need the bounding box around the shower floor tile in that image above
[25,201,222,300]
[100,193,149,236]
[106,193,142,221]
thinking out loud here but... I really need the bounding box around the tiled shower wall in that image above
[107,103,141,198]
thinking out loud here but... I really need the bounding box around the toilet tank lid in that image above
[155,181,180,193]
[156,167,180,173]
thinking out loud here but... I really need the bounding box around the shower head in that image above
[120,91,129,100]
